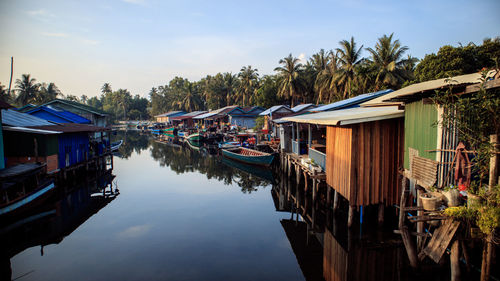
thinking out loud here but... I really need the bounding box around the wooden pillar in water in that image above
[451,239,461,281]
[378,203,384,225]
[333,190,339,211]
[295,165,301,185]
[303,171,308,192]
[417,187,424,249]
[399,176,419,269]
[347,205,355,228]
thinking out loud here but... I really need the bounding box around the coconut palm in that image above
[274,54,305,107]
[37,82,62,103]
[309,49,329,73]
[366,33,409,90]
[335,37,363,98]
[223,72,238,105]
[0,83,11,103]
[315,51,341,103]
[181,82,202,112]
[237,66,259,106]
[15,74,40,106]
[101,83,112,94]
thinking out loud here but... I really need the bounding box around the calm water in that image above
[1,131,447,281]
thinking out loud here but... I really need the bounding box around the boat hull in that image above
[0,181,55,217]
[221,148,275,167]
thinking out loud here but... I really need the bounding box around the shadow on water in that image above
[272,172,453,281]
[0,171,118,280]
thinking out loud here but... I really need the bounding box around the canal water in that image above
[2,131,449,281]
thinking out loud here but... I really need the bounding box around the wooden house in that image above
[363,71,499,189]
[0,100,14,169]
[169,111,207,128]
[284,106,405,226]
[2,109,109,173]
[155,111,186,124]
[192,106,239,128]
[259,105,293,135]
[227,106,265,128]
[42,99,108,127]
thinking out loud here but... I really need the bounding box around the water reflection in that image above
[0,172,117,280]
[272,172,414,281]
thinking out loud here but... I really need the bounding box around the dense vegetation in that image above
[1,35,498,122]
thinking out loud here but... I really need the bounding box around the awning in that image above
[282,106,404,126]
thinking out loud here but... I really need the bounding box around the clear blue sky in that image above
[1,0,499,98]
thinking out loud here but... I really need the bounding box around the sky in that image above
[0,0,499,99]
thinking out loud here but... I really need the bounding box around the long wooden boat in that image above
[186,132,204,142]
[0,163,55,217]
[163,127,178,136]
[221,147,275,167]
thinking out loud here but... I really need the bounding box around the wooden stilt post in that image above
[303,171,308,192]
[399,176,419,269]
[378,203,385,225]
[312,179,317,202]
[451,239,461,281]
[348,205,355,228]
[417,187,424,249]
[326,186,331,204]
[333,190,339,211]
[295,165,301,185]
[480,233,493,281]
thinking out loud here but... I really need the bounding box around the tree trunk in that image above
[489,134,498,191]
[8,57,13,96]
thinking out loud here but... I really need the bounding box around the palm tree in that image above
[15,74,40,106]
[274,54,305,107]
[181,82,202,112]
[37,82,62,103]
[315,51,341,103]
[309,49,329,73]
[223,73,237,106]
[365,33,409,90]
[237,66,259,106]
[0,83,11,103]
[335,37,363,98]
[101,83,112,95]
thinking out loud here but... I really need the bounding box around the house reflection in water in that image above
[273,173,402,281]
[0,171,118,280]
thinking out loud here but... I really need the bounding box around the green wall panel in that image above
[404,100,438,169]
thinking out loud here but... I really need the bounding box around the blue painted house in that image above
[228,106,265,128]
[26,106,91,124]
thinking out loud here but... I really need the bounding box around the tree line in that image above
[1,34,498,121]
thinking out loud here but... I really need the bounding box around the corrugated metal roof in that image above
[155,111,186,117]
[27,106,91,124]
[3,126,61,134]
[193,106,238,119]
[1,109,55,127]
[362,70,498,107]
[27,123,110,132]
[291,103,316,113]
[259,105,293,116]
[43,99,108,116]
[283,106,404,126]
[170,111,208,120]
[311,89,393,112]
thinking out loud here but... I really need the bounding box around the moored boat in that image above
[221,147,275,166]
[186,132,204,142]
[111,140,123,151]
[0,163,55,217]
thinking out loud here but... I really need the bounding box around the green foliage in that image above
[253,116,265,131]
[414,38,500,82]
[435,71,500,236]
[444,206,478,222]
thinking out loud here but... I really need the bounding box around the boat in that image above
[218,141,241,149]
[186,132,204,142]
[221,147,275,166]
[222,158,275,183]
[0,163,55,217]
[163,127,178,136]
[110,140,123,151]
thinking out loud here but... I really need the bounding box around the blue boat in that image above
[221,147,275,167]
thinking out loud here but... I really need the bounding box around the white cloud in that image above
[297,53,306,63]
[41,32,68,38]
[117,224,152,239]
